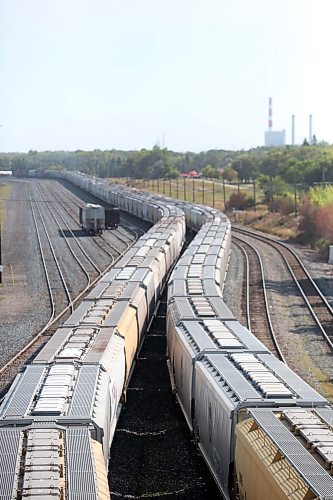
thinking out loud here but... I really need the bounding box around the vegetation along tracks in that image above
[233,226,333,352]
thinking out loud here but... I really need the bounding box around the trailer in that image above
[80,204,105,235]
[105,208,120,229]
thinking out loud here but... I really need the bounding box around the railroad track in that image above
[53,177,150,239]
[28,183,75,319]
[34,182,103,280]
[0,181,140,395]
[233,226,333,352]
[41,179,146,261]
[42,181,129,258]
[47,179,147,246]
[232,236,285,362]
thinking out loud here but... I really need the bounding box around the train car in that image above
[0,171,187,499]
[191,351,328,497]
[105,207,120,229]
[80,203,105,235]
[0,422,110,499]
[235,407,333,499]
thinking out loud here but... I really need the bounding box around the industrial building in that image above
[264,97,286,147]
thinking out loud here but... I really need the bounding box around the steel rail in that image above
[34,183,93,288]
[233,225,333,314]
[233,226,333,353]
[0,231,138,380]
[231,239,250,330]
[30,183,74,317]
[36,183,104,274]
[44,180,131,256]
[233,235,286,363]
[27,185,56,327]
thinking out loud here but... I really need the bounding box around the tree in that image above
[222,165,238,182]
[202,165,221,179]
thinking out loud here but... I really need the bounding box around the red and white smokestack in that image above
[268,97,273,131]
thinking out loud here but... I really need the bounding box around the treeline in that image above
[1,144,333,186]
[231,146,333,184]
[0,147,236,180]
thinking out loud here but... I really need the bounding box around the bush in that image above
[268,195,294,215]
[225,191,253,210]
[300,198,333,244]
[308,185,333,207]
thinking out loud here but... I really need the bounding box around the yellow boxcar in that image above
[235,418,316,500]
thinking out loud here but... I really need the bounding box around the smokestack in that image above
[309,114,313,145]
[268,97,273,131]
[291,115,295,145]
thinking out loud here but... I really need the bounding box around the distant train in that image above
[79,204,120,234]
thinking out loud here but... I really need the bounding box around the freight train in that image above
[0,172,213,499]
[166,220,333,499]
[1,172,333,499]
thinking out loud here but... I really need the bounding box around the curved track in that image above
[232,236,285,362]
[233,226,333,352]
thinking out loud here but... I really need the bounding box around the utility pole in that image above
[223,179,226,209]
[253,179,256,212]
[294,184,298,217]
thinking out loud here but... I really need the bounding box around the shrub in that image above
[308,185,333,207]
[225,191,253,210]
[268,195,294,215]
[300,198,333,244]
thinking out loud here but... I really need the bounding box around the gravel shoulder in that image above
[225,224,333,401]
[0,180,50,366]
[291,244,333,306]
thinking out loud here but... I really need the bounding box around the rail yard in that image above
[0,174,333,499]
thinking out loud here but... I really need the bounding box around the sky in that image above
[1,0,333,153]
